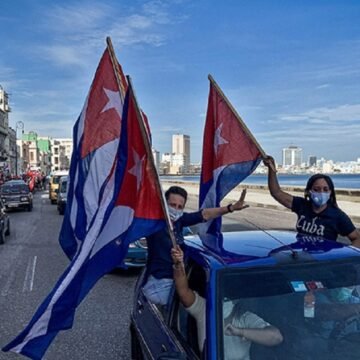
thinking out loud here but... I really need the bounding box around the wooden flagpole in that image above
[208,74,267,158]
[126,76,177,247]
[105,37,176,246]
[106,37,127,100]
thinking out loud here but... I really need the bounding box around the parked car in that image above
[0,180,33,212]
[120,238,148,268]
[0,198,10,244]
[130,230,360,360]
[57,176,68,215]
[49,171,68,204]
[121,228,193,269]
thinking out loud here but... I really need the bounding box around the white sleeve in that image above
[185,292,206,351]
[238,311,270,329]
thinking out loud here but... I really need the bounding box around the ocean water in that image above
[160,173,360,189]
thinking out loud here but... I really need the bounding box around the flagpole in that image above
[208,74,267,158]
[126,75,177,247]
[106,36,127,100]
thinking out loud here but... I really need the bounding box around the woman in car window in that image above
[171,246,283,358]
[263,156,360,247]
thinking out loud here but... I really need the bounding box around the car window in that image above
[1,185,29,194]
[52,176,61,184]
[218,259,360,360]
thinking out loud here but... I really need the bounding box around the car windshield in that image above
[1,184,29,194]
[218,259,360,360]
[52,176,61,184]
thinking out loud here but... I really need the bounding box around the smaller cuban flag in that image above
[198,75,265,251]
[2,41,166,360]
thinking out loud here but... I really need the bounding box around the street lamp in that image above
[15,121,24,176]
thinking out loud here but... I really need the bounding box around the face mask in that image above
[168,206,183,222]
[310,191,330,207]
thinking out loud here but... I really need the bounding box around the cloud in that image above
[316,83,330,89]
[278,103,360,124]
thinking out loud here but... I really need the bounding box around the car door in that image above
[0,199,5,244]
[132,270,187,359]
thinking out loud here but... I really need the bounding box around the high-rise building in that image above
[152,148,160,171]
[308,155,317,167]
[172,134,190,172]
[282,146,302,167]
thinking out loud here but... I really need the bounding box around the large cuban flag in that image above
[3,45,166,360]
[198,76,263,251]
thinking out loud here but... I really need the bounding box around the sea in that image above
[160,173,360,190]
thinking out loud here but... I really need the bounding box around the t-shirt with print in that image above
[291,196,355,240]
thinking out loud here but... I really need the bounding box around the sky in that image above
[1,0,360,164]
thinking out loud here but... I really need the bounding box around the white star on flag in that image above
[101,88,123,118]
[214,123,228,156]
[128,149,145,191]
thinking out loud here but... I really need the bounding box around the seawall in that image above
[160,180,360,225]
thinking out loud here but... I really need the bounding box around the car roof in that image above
[184,230,360,269]
[3,180,27,186]
[51,171,68,176]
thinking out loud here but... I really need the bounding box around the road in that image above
[0,191,139,360]
[0,191,305,360]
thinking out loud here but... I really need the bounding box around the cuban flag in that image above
[58,47,126,260]
[3,47,166,359]
[198,76,263,251]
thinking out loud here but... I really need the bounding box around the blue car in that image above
[123,238,148,268]
[130,230,360,360]
[122,228,193,269]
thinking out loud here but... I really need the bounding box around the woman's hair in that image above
[304,174,337,207]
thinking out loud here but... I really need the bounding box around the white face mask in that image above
[168,206,183,222]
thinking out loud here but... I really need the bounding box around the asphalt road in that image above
[0,191,141,360]
[0,191,300,360]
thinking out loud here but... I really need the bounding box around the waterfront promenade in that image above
[161,180,360,226]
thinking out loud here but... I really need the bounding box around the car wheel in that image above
[0,226,5,245]
[5,220,10,236]
[130,324,144,360]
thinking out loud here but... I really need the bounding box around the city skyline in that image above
[2,1,360,164]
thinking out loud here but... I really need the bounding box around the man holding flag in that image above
[2,38,168,360]
[143,185,249,306]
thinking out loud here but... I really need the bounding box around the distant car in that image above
[49,171,68,204]
[130,231,360,360]
[0,198,10,244]
[0,180,33,211]
[122,228,193,269]
[121,238,148,268]
[57,176,68,215]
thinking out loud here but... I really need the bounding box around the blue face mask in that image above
[168,206,183,222]
[310,191,330,207]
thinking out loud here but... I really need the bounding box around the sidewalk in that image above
[161,180,360,225]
